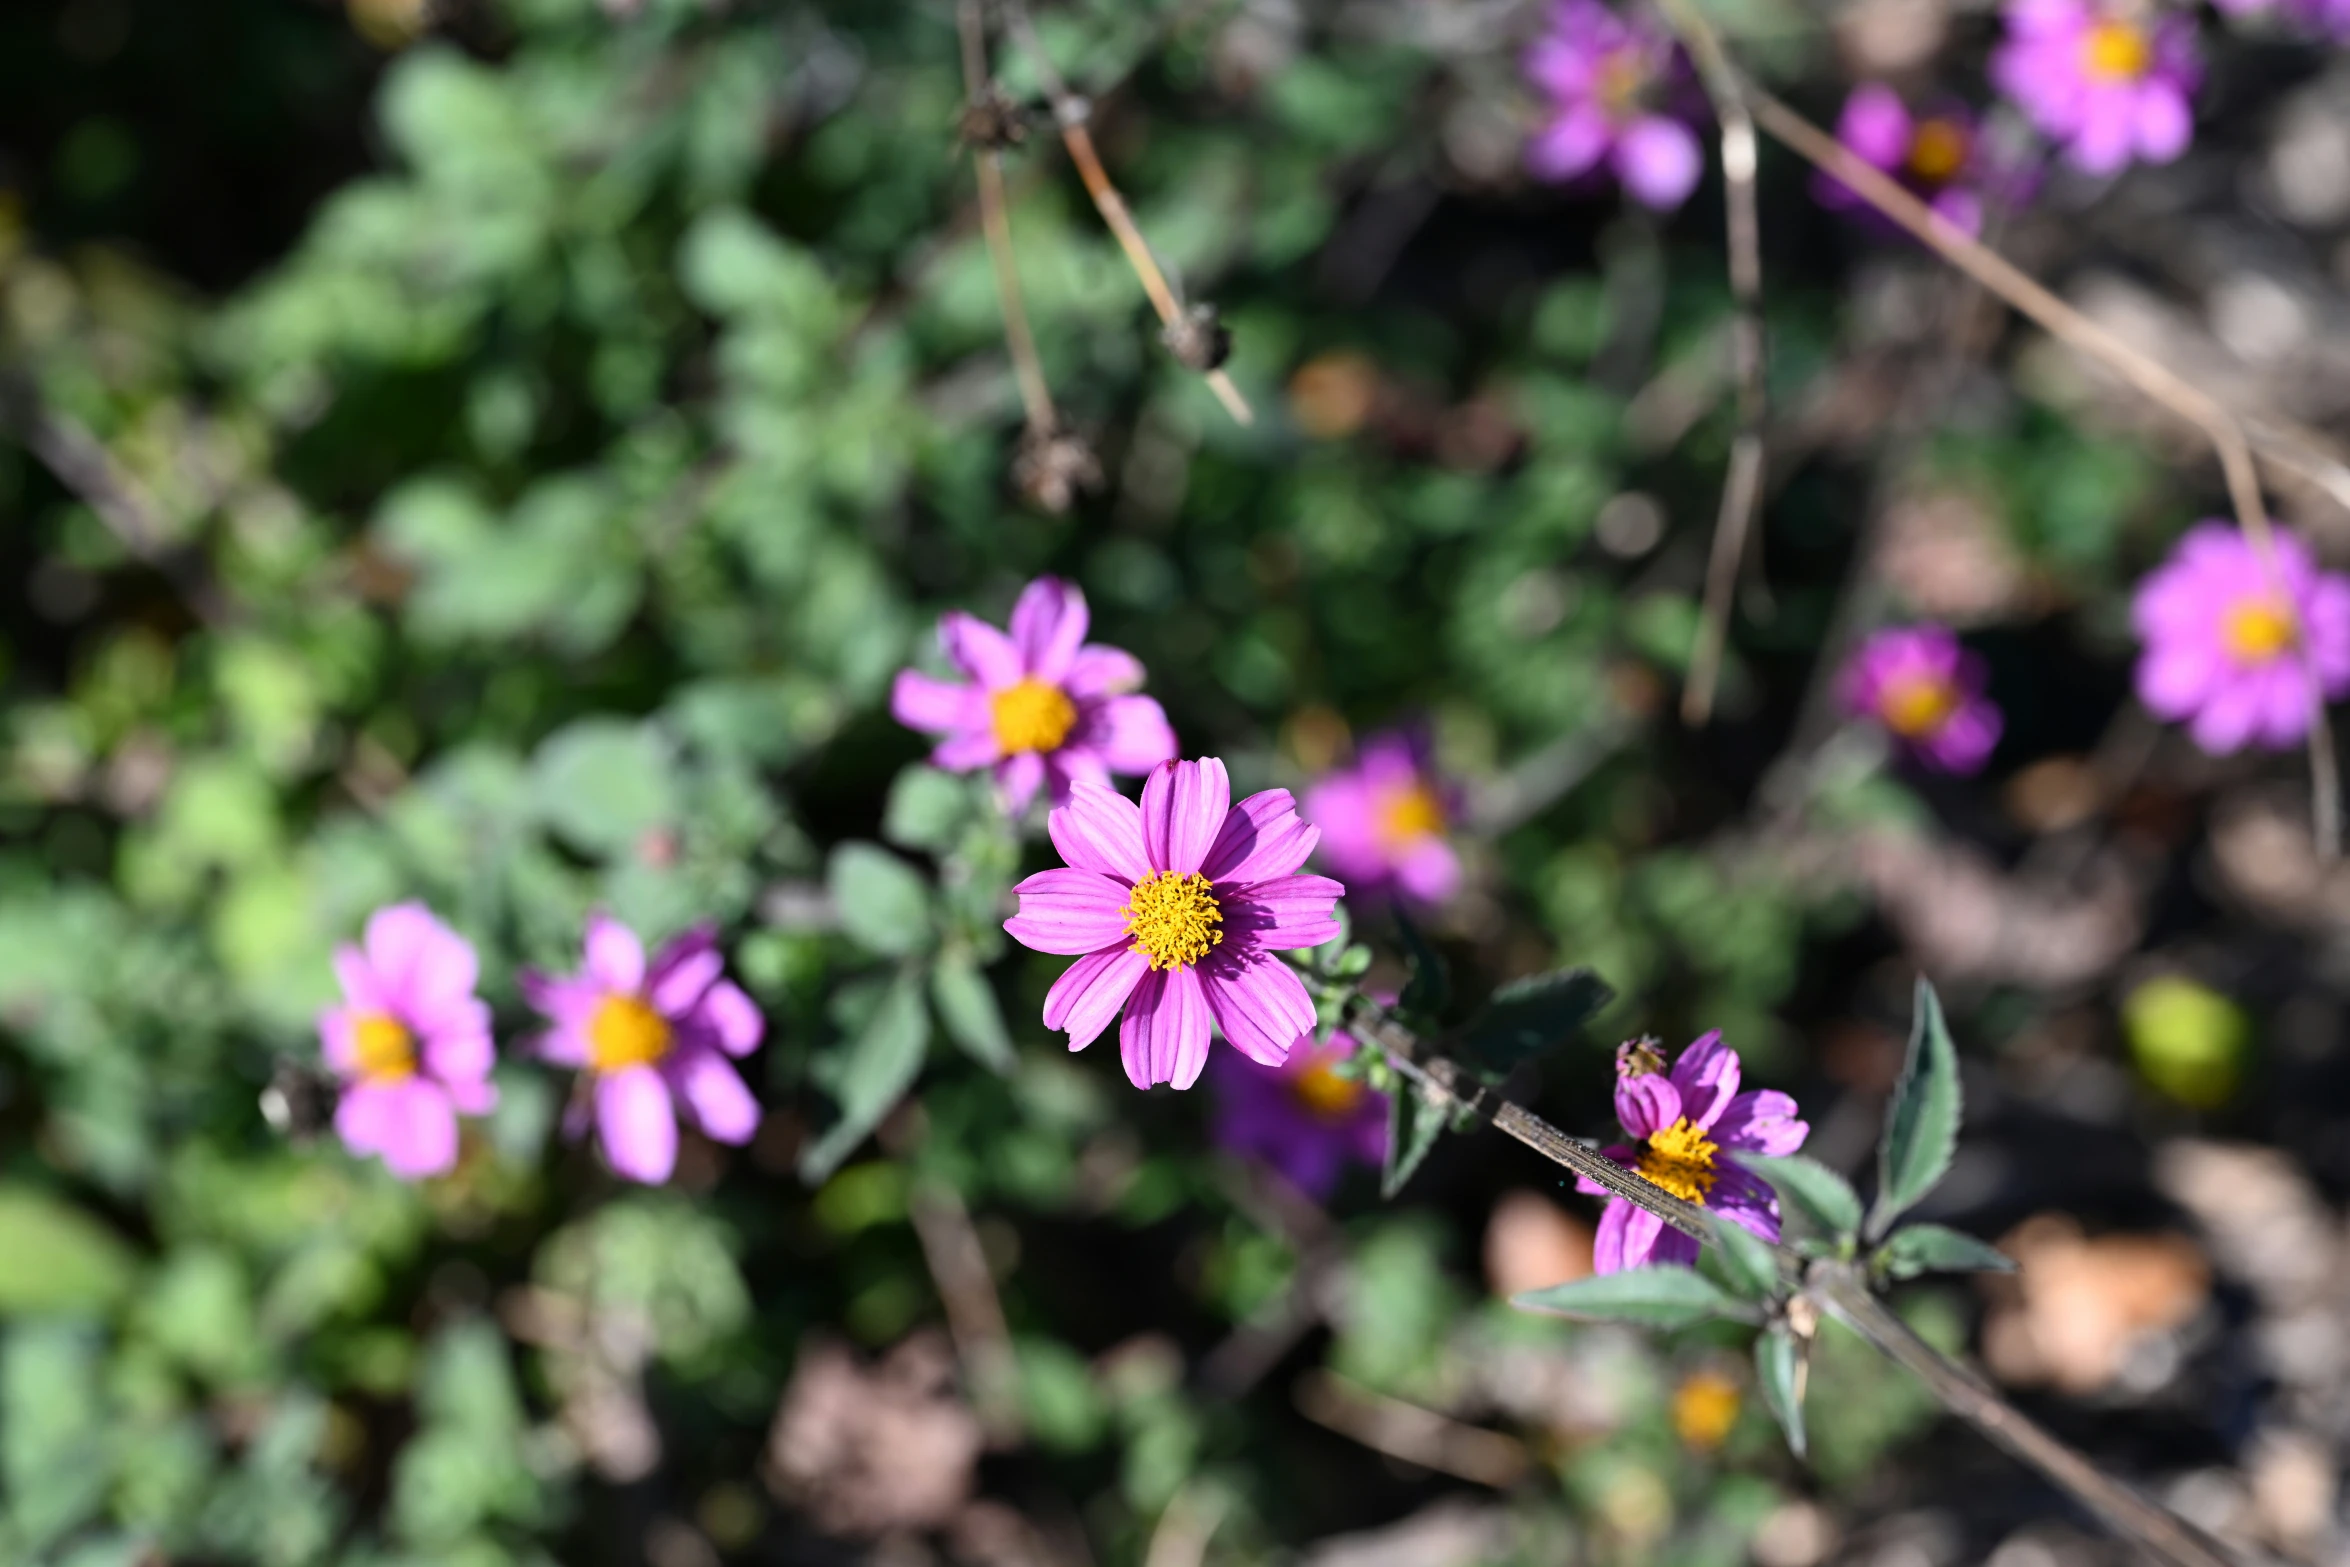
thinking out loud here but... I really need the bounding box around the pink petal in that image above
[1078,695,1179,775]
[1394,837,1461,904]
[1715,1090,1808,1156]
[667,1046,760,1145]
[1046,746,1112,804]
[585,914,646,994]
[421,1019,496,1092]
[1837,83,1912,169]
[1119,964,1213,1090]
[693,979,765,1057]
[2188,681,2263,754]
[1202,788,1321,885]
[1573,1144,1638,1197]
[319,1005,361,1076]
[1006,868,1134,954]
[890,670,985,735]
[2137,643,2222,718]
[1042,945,1150,1051]
[1008,577,1089,685]
[997,751,1048,815]
[1223,874,1347,951]
[650,945,723,1017]
[597,1065,679,1184]
[2133,83,2190,163]
[1066,645,1147,699]
[1141,757,1231,876]
[338,1079,459,1180]
[1200,949,1316,1067]
[1528,104,1613,181]
[1048,782,1152,882]
[331,946,388,1013]
[1670,1030,1741,1130]
[1615,1073,1682,1140]
[363,903,479,1028]
[1616,116,1702,209]
[940,611,1024,690]
[1647,1223,1703,1266]
[1594,1198,1665,1274]
[932,728,1002,772]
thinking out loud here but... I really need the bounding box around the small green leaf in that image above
[530,719,678,858]
[1874,1223,2014,1281]
[1512,1264,1745,1330]
[799,972,931,1182]
[1307,902,1354,975]
[1736,1154,1863,1246]
[827,842,934,958]
[1755,1324,1807,1458]
[930,950,1015,1075]
[1868,978,1963,1241]
[1706,1213,1781,1302]
[1455,968,1615,1078]
[1394,912,1450,1019]
[1380,1081,1448,1199]
[882,767,973,852]
[0,1188,139,1317]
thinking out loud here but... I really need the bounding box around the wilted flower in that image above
[1524,0,1704,211]
[1304,730,1461,907]
[523,916,765,1184]
[1580,1033,1808,1273]
[1990,0,2199,175]
[1005,758,1345,1090]
[1209,1023,1388,1196]
[2132,522,2350,754]
[318,902,498,1180]
[892,576,1178,816]
[1815,85,1989,234]
[1841,625,2003,774]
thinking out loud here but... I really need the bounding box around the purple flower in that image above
[1524,0,1704,211]
[1578,1034,1808,1273]
[1815,85,1989,234]
[1209,1024,1388,1197]
[1840,626,2004,774]
[1005,758,1346,1090]
[1990,0,2199,176]
[1303,730,1461,908]
[2132,522,2350,754]
[319,903,498,1180]
[523,916,765,1184]
[892,576,1179,816]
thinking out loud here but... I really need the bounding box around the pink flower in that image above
[523,916,766,1184]
[319,903,498,1180]
[1579,1034,1808,1273]
[1840,625,2004,774]
[891,576,1179,816]
[1005,758,1346,1090]
[2132,522,2350,754]
[1524,0,1704,211]
[1814,85,1989,235]
[1990,0,2200,176]
[1303,730,1461,907]
[1209,1024,1388,1197]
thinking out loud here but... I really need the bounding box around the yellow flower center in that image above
[1374,783,1446,851]
[2082,20,2150,82]
[1598,53,1648,114]
[1635,1116,1720,1203]
[1123,870,1224,971]
[589,994,671,1072]
[1292,1058,1366,1119]
[351,1013,415,1082]
[1907,119,1968,183]
[990,677,1078,755]
[1671,1371,1743,1452]
[2222,599,2295,666]
[1879,673,1960,738]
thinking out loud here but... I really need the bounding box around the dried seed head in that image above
[1164,303,1232,372]
[957,90,1033,152]
[1012,427,1102,515]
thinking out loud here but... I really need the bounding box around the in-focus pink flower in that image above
[892,577,1178,816]
[1579,1035,1808,1273]
[1005,758,1346,1090]
[2132,522,2350,754]
[1815,85,1990,234]
[1523,0,1704,211]
[319,903,498,1180]
[1304,730,1461,907]
[523,916,765,1184]
[1990,0,2199,175]
[1841,625,2004,774]
[1209,1023,1388,1197]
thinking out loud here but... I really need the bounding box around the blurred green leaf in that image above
[1868,979,1962,1242]
[827,842,934,958]
[1454,968,1614,1078]
[1513,1264,1748,1329]
[1705,1213,1780,1302]
[1379,1081,1446,1199]
[930,950,1016,1075]
[532,718,678,858]
[801,972,931,1182]
[1735,1154,1862,1248]
[1754,1324,1807,1459]
[0,1189,138,1318]
[1873,1223,2015,1282]
[882,767,974,852]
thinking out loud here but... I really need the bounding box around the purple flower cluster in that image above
[2133,522,2350,753]
[1209,1025,1389,1197]
[1816,86,1991,235]
[1991,0,2199,174]
[1841,626,2004,775]
[1304,730,1461,909]
[1523,0,1704,211]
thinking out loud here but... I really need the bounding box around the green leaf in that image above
[1307,901,1354,975]
[930,950,1015,1075]
[1755,1324,1807,1458]
[531,719,677,858]
[1874,1223,2014,1281]
[882,767,973,852]
[1394,911,1449,1019]
[1868,978,1963,1242]
[799,972,931,1182]
[1736,1153,1863,1247]
[0,1188,139,1317]
[1455,968,1615,1078]
[1512,1264,1745,1330]
[1379,1081,1447,1199]
[827,842,934,958]
[1706,1213,1781,1302]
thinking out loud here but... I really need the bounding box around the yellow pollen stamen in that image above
[1879,673,1960,739]
[1907,119,1968,183]
[589,994,671,1072]
[351,1013,415,1082]
[1292,1059,1366,1119]
[990,677,1078,756]
[1123,870,1224,971]
[1635,1117,1720,1203]
[2222,599,2294,666]
[2082,19,2150,82]
[1374,784,1446,851]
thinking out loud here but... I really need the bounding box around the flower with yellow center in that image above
[2081,19,2151,82]
[1671,1371,1743,1452]
[990,677,1079,756]
[2222,598,2294,666]
[1906,119,1968,183]
[1373,783,1446,851]
[1122,871,1224,971]
[589,994,672,1072]
[1878,672,1961,739]
[1291,1057,1367,1119]
[1634,1116,1720,1202]
[350,1013,416,1082]
[1597,51,1650,115]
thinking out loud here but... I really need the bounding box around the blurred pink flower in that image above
[1304,730,1461,907]
[1524,0,1704,210]
[1990,0,2199,175]
[1209,1023,1388,1197]
[1579,1034,1807,1273]
[1841,625,2004,774]
[1815,85,1989,234]
[892,576,1178,816]
[524,916,765,1184]
[1005,758,1344,1090]
[2132,522,2350,754]
[318,902,498,1180]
